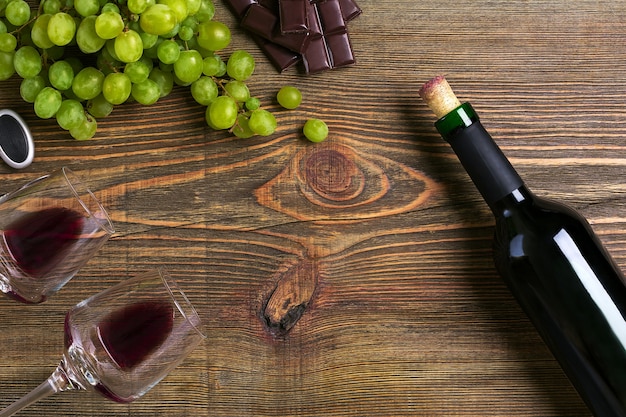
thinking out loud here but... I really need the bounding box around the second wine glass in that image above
[0,267,206,416]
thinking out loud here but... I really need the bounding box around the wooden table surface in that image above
[2,0,626,415]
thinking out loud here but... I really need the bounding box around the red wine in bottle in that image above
[421,77,626,417]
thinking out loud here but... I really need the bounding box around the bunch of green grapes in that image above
[0,0,277,140]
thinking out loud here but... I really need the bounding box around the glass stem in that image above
[0,363,74,417]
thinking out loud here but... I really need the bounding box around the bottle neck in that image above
[435,103,524,211]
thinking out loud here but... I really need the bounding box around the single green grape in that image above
[206,95,238,129]
[56,99,86,130]
[277,85,302,110]
[20,75,46,103]
[148,67,174,97]
[140,4,178,36]
[0,33,17,52]
[69,114,98,140]
[101,3,120,13]
[102,72,131,104]
[248,109,277,136]
[13,46,42,78]
[158,0,188,23]
[157,39,180,64]
[30,14,55,50]
[86,93,113,117]
[74,0,100,17]
[245,97,260,111]
[0,50,15,81]
[195,0,215,22]
[115,30,143,63]
[95,11,124,39]
[197,20,230,51]
[42,0,62,14]
[226,50,255,81]
[34,87,63,119]
[190,75,217,105]
[232,114,255,139]
[131,78,160,105]
[124,57,152,83]
[127,0,153,14]
[185,0,201,16]
[72,66,105,100]
[48,60,75,90]
[303,118,329,143]
[224,80,249,103]
[173,49,202,83]
[5,0,31,26]
[48,12,76,46]
[202,54,221,76]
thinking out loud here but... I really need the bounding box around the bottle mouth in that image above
[61,167,115,236]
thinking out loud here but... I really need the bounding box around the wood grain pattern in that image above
[2,0,626,415]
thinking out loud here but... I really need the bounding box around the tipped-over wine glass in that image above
[0,267,206,416]
[0,166,114,303]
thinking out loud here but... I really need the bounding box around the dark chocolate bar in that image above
[241,3,311,53]
[279,0,310,34]
[252,35,302,72]
[338,0,361,21]
[224,0,257,18]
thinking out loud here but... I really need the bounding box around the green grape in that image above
[114,30,143,63]
[245,96,260,111]
[48,60,74,90]
[127,0,153,14]
[206,95,237,129]
[248,109,276,136]
[13,46,42,78]
[48,12,76,46]
[102,72,131,104]
[131,78,160,105]
[56,99,86,130]
[100,3,120,13]
[86,93,113,117]
[5,0,31,26]
[156,39,179,64]
[76,15,106,53]
[148,67,173,97]
[190,75,217,105]
[69,114,97,140]
[0,20,6,34]
[185,0,201,16]
[42,0,62,14]
[20,75,46,102]
[173,49,202,83]
[197,20,230,51]
[30,14,55,49]
[104,38,121,61]
[34,86,62,119]
[158,0,187,23]
[72,66,104,100]
[0,50,14,81]
[0,32,16,52]
[232,114,254,138]
[303,118,328,142]
[226,50,254,81]
[74,0,100,17]
[276,85,302,110]
[124,57,152,83]
[139,30,158,49]
[224,80,249,103]
[139,4,177,36]
[195,0,214,22]
[95,11,124,39]
[178,24,193,41]
[202,54,221,76]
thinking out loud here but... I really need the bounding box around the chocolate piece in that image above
[315,0,345,34]
[241,3,310,53]
[252,35,302,72]
[279,0,309,34]
[302,36,332,73]
[224,0,257,18]
[338,0,361,21]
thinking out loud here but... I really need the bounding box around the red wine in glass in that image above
[3,207,84,278]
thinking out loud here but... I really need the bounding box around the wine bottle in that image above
[420,76,626,417]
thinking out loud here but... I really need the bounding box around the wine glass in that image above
[0,166,114,303]
[0,267,206,416]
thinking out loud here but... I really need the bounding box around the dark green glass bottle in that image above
[435,102,626,417]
